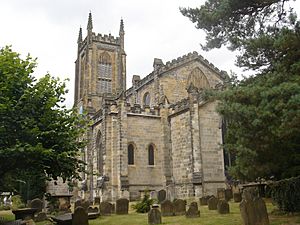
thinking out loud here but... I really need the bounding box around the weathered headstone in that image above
[88,206,99,213]
[100,201,114,215]
[208,196,218,210]
[148,204,162,225]
[233,193,242,202]
[34,212,47,222]
[186,202,200,218]
[217,200,230,214]
[157,190,166,203]
[239,188,269,225]
[94,197,100,205]
[225,189,233,201]
[160,200,174,217]
[217,188,225,200]
[30,198,43,213]
[199,196,210,206]
[173,199,186,216]
[74,199,90,212]
[72,206,88,225]
[116,198,129,215]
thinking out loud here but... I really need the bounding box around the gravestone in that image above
[148,204,162,224]
[217,200,230,214]
[94,197,100,205]
[157,190,166,203]
[233,193,242,202]
[88,206,99,213]
[225,189,233,201]
[208,196,218,210]
[199,196,210,206]
[240,188,269,225]
[72,206,88,225]
[100,201,114,215]
[173,199,186,216]
[74,199,90,212]
[186,202,200,218]
[116,198,129,215]
[161,200,174,216]
[30,198,43,213]
[34,212,47,222]
[217,188,225,200]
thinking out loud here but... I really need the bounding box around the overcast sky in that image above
[1,0,299,108]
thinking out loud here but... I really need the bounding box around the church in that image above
[74,12,227,202]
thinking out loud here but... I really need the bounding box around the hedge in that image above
[270,176,300,212]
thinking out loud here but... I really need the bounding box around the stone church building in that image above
[74,13,227,202]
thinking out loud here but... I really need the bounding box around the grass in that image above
[1,200,299,225]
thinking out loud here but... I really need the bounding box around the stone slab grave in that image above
[157,190,166,203]
[240,188,269,225]
[208,196,218,210]
[217,200,230,214]
[116,198,129,215]
[148,204,162,225]
[186,202,200,218]
[160,200,174,217]
[30,198,43,213]
[173,199,186,216]
[100,201,114,215]
[72,206,88,225]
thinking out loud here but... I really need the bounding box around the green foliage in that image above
[132,192,156,213]
[11,195,25,210]
[270,176,300,212]
[181,0,300,181]
[0,46,87,194]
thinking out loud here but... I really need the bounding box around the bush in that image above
[0,205,11,210]
[11,195,25,210]
[132,192,156,213]
[270,176,300,212]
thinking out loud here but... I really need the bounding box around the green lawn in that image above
[1,200,299,225]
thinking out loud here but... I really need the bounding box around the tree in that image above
[0,46,86,199]
[181,0,300,181]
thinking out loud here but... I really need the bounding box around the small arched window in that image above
[128,144,134,165]
[148,144,154,165]
[143,92,151,106]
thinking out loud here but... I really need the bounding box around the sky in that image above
[1,0,299,108]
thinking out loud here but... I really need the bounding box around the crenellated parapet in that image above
[168,97,190,116]
[94,33,120,45]
[125,102,160,117]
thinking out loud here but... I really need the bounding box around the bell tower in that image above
[74,12,126,114]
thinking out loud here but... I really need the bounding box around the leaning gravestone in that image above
[161,200,174,217]
[233,193,242,202]
[148,204,162,225]
[208,196,218,210]
[217,188,225,200]
[186,202,200,218]
[173,199,186,216]
[100,201,114,215]
[225,189,233,201]
[72,206,88,225]
[157,190,166,203]
[240,188,269,225]
[199,196,210,206]
[217,200,230,214]
[30,198,43,213]
[116,198,129,215]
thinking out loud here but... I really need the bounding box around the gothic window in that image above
[128,144,135,165]
[96,131,103,175]
[143,92,151,106]
[148,144,154,165]
[97,52,112,94]
[186,67,210,91]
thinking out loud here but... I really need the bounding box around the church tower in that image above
[74,12,126,114]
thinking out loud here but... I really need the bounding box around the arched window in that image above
[97,52,112,93]
[143,92,151,106]
[148,144,154,165]
[128,144,135,165]
[96,132,103,175]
